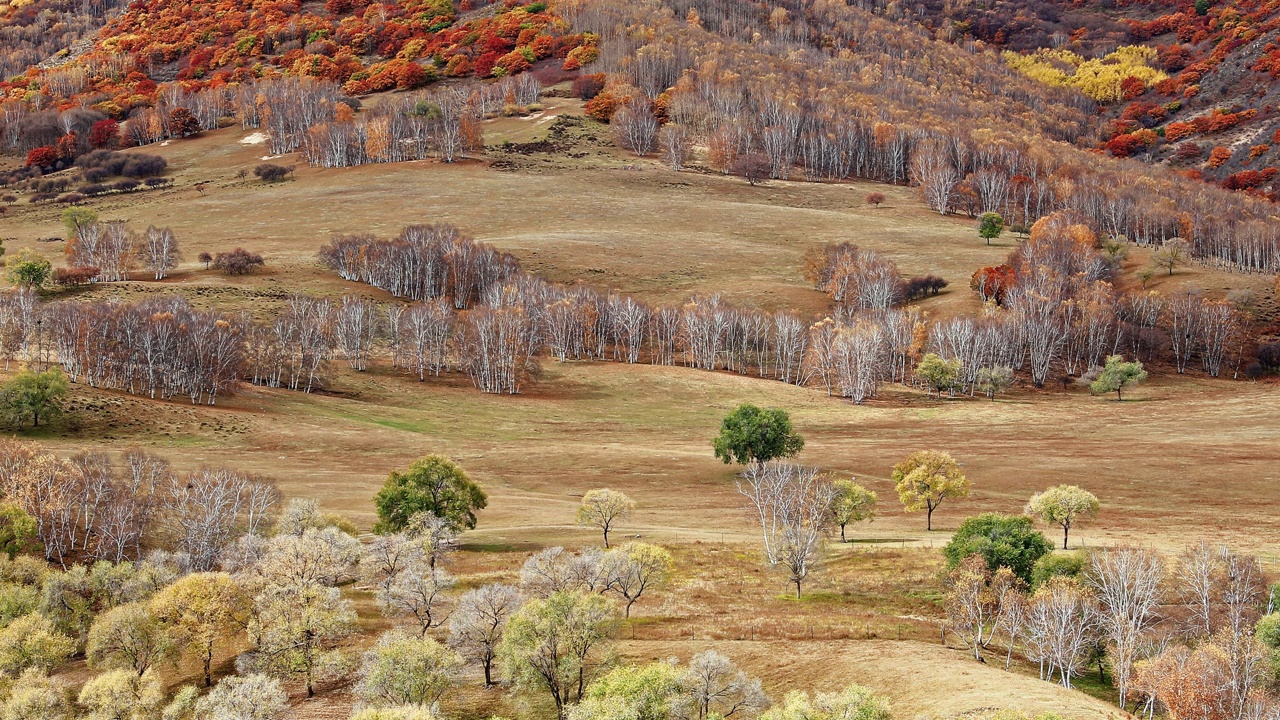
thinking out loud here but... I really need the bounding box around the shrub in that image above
[1030,550,1086,589]
[121,155,168,178]
[866,191,885,207]
[25,146,59,169]
[572,73,606,100]
[213,248,265,275]
[1257,343,1280,371]
[54,266,100,286]
[254,164,291,183]
[729,153,772,185]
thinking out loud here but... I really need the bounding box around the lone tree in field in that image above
[374,455,488,534]
[730,153,771,186]
[1026,485,1100,549]
[1151,238,1189,276]
[892,450,970,531]
[0,368,69,429]
[737,462,835,598]
[712,404,804,469]
[576,489,635,548]
[1088,355,1147,400]
[831,479,877,542]
[978,212,1005,246]
[866,192,886,208]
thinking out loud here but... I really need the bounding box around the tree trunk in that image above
[1062,524,1069,550]
[483,659,493,687]
[203,643,213,687]
[794,578,802,599]
[840,525,847,543]
[603,527,609,549]
[926,502,934,531]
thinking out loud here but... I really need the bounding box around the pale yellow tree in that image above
[149,572,249,687]
[78,668,165,720]
[606,543,673,618]
[0,613,75,674]
[830,479,877,543]
[1026,485,1100,549]
[576,489,635,548]
[892,450,970,531]
[86,602,175,676]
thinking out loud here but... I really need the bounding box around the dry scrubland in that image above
[1,98,1278,718]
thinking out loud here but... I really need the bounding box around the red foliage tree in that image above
[26,146,59,169]
[969,265,1015,304]
[89,119,120,150]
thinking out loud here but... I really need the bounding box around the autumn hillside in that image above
[894,0,1280,198]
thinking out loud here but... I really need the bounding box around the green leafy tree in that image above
[247,582,357,698]
[3,668,73,720]
[1026,485,1100,549]
[0,368,69,429]
[1030,551,1086,590]
[4,248,52,288]
[192,674,287,720]
[0,504,36,558]
[0,583,40,627]
[978,212,1005,245]
[976,366,1014,400]
[1088,355,1147,400]
[711,404,804,468]
[942,513,1053,584]
[498,591,618,719]
[576,489,634,548]
[830,480,876,542]
[1151,238,1189,276]
[373,455,488,534]
[917,354,961,396]
[61,208,98,240]
[607,543,673,618]
[892,450,970,530]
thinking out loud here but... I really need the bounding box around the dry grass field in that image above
[2,95,1277,719]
